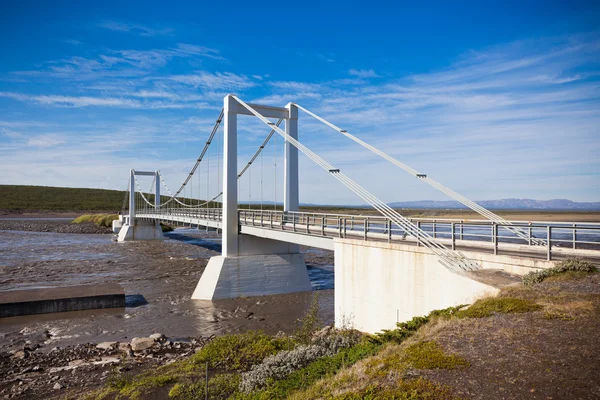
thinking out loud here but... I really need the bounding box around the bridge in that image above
[115,95,600,333]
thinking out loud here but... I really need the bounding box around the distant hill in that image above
[387,198,600,211]
[1,185,598,212]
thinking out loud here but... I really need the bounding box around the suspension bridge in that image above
[114,95,600,333]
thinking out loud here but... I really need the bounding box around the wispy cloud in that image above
[348,68,379,78]
[98,21,174,37]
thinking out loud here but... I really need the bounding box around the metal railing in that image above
[134,208,600,261]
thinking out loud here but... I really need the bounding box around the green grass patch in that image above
[169,373,240,400]
[523,258,597,285]
[109,373,176,400]
[403,341,469,370]
[455,297,541,318]
[72,214,119,228]
[372,305,466,344]
[189,331,289,372]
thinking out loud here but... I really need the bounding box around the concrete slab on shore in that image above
[0,283,125,318]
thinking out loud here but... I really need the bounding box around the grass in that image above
[188,331,289,372]
[72,214,119,228]
[454,297,542,318]
[403,341,469,370]
[522,257,597,285]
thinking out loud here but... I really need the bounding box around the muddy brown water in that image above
[0,226,334,353]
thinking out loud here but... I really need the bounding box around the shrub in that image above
[522,258,597,285]
[189,331,287,372]
[455,297,541,318]
[239,332,362,393]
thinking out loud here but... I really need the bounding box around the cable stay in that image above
[231,95,479,272]
[293,103,546,246]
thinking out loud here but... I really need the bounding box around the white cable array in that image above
[232,95,479,272]
[293,103,546,246]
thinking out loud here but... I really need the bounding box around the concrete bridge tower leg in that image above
[191,96,311,300]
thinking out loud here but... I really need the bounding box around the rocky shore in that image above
[0,219,112,234]
[0,332,213,399]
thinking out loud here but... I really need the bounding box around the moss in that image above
[456,297,541,318]
[522,257,597,285]
[331,378,459,400]
[403,341,469,370]
[189,331,288,372]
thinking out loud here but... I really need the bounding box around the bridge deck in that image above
[134,209,600,263]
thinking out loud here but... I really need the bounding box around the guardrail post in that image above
[432,220,436,238]
[321,217,325,236]
[343,218,347,237]
[364,218,368,241]
[459,222,463,240]
[351,216,354,230]
[451,222,456,250]
[306,216,309,233]
[388,220,392,243]
[416,221,421,247]
[493,223,498,255]
[292,214,296,232]
[572,224,576,250]
[338,218,342,238]
[547,226,552,260]
[528,222,532,246]
[270,212,273,228]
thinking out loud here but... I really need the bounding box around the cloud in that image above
[166,71,256,90]
[0,92,204,109]
[348,68,379,78]
[98,21,174,37]
[27,134,65,147]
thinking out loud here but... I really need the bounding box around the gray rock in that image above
[96,341,117,350]
[149,333,165,341]
[130,337,156,352]
[53,383,62,390]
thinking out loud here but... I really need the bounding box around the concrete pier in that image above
[0,283,125,318]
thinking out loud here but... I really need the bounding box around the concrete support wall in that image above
[191,233,311,300]
[334,238,500,333]
[117,220,164,242]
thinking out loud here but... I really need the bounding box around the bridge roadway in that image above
[134,208,600,263]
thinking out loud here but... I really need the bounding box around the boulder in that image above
[130,337,156,352]
[149,333,165,341]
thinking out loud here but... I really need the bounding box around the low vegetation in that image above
[522,257,597,285]
[72,214,119,228]
[85,258,599,400]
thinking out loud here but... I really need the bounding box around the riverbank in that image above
[0,218,112,234]
[71,264,598,400]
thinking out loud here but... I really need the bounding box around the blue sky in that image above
[1,0,599,205]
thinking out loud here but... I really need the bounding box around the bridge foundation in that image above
[334,238,501,333]
[117,220,164,242]
[191,234,311,300]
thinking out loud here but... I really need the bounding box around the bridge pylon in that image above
[191,95,311,300]
[117,169,164,241]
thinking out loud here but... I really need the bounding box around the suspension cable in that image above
[293,103,545,246]
[231,95,479,272]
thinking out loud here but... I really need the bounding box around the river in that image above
[0,225,334,353]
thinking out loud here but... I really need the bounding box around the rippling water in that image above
[0,226,335,351]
